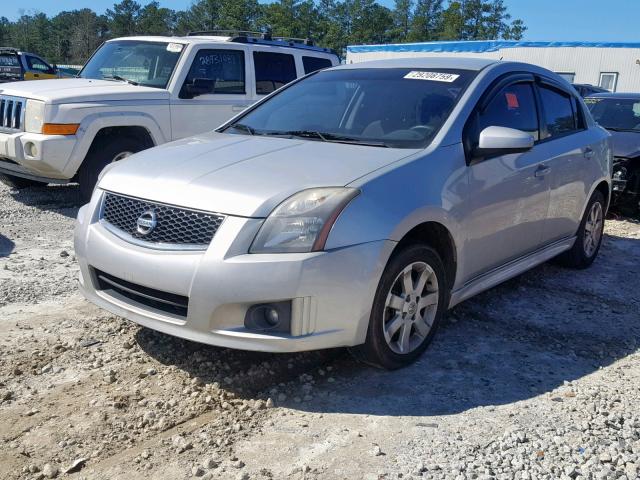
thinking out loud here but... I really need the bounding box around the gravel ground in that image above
[0,182,639,480]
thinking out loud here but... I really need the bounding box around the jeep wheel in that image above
[78,135,146,203]
[0,174,47,190]
[350,245,448,370]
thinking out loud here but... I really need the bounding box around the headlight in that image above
[24,100,45,133]
[250,187,359,253]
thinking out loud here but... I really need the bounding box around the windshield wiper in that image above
[103,75,139,86]
[227,123,255,135]
[262,130,389,147]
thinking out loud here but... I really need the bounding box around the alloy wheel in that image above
[583,201,603,258]
[383,261,439,354]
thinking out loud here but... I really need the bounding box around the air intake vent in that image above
[0,96,25,132]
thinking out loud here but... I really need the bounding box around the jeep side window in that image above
[538,85,579,138]
[26,55,55,75]
[184,49,245,95]
[302,56,332,74]
[253,52,296,95]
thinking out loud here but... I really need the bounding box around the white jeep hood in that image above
[0,78,169,104]
[99,131,418,218]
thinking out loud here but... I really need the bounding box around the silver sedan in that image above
[74,57,611,369]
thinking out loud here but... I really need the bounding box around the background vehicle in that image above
[0,47,63,82]
[586,93,640,214]
[573,83,608,97]
[0,32,338,200]
[75,57,611,369]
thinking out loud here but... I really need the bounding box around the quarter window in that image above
[538,85,578,138]
[302,56,333,74]
[184,49,245,95]
[477,83,539,141]
[253,52,297,95]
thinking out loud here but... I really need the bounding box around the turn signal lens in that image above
[42,123,80,135]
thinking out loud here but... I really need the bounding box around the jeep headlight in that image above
[25,100,45,133]
[250,187,359,253]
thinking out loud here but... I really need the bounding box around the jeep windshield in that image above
[223,68,475,148]
[79,40,183,89]
[586,97,640,133]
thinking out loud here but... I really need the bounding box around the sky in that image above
[4,0,640,43]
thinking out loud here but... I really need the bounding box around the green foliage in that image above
[0,0,525,64]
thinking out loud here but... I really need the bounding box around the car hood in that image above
[0,78,169,104]
[99,131,419,218]
[608,130,640,159]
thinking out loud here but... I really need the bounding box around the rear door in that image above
[461,77,552,281]
[170,46,250,140]
[535,80,600,244]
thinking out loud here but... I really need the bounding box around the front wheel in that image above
[351,245,448,369]
[557,190,605,269]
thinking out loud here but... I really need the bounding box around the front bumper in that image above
[0,131,76,180]
[74,191,394,352]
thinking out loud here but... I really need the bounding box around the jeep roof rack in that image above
[186,30,336,55]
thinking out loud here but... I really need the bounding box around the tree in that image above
[106,0,142,37]
[392,0,413,42]
[408,0,443,41]
[137,1,176,35]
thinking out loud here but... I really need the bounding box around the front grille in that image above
[93,268,189,317]
[0,95,25,132]
[101,192,225,249]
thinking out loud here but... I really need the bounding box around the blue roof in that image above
[347,40,640,54]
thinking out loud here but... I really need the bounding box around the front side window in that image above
[253,52,297,95]
[79,40,183,89]
[539,85,578,138]
[26,55,54,74]
[303,56,333,74]
[476,82,539,141]
[183,49,245,95]
[224,68,475,149]
[586,97,640,132]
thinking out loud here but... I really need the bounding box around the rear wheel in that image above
[78,135,146,203]
[557,190,605,269]
[351,244,448,369]
[0,174,47,189]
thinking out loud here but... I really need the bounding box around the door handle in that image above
[583,147,594,159]
[232,104,250,112]
[534,165,551,177]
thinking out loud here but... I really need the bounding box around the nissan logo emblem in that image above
[136,209,157,235]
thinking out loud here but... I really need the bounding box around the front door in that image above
[170,48,251,140]
[23,55,58,80]
[460,81,551,282]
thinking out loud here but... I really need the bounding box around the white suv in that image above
[0,32,338,200]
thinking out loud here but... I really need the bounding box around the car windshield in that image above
[586,97,640,132]
[79,40,183,89]
[223,68,475,148]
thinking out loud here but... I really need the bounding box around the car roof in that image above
[334,56,499,71]
[587,92,640,99]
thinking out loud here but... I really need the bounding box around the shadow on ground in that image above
[9,184,81,219]
[0,234,15,257]
[137,229,640,417]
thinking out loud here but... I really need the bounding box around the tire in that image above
[350,244,449,370]
[78,135,147,203]
[557,190,605,269]
[0,174,47,189]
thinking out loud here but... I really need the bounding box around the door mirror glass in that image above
[476,126,534,155]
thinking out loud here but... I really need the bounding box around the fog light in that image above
[24,142,37,157]
[244,301,291,333]
[265,308,279,326]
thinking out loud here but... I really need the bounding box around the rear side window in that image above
[477,83,539,140]
[539,85,578,138]
[253,52,296,95]
[185,49,245,94]
[302,56,333,74]
[0,54,20,67]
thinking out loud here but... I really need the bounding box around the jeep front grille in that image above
[0,96,25,132]
[100,192,225,250]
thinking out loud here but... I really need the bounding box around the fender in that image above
[61,111,170,177]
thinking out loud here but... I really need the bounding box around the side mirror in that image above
[475,126,534,156]
[181,78,214,99]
